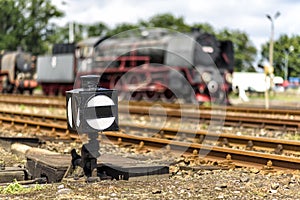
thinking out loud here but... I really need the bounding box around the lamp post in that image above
[284,45,294,81]
[266,11,280,72]
[264,11,280,109]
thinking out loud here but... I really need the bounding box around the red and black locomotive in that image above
[76,29,234,104]
[0,49,37,94]
[35,29,234,104]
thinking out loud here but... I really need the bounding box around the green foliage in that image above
[261,34,300,77]
[139,13,190,32]
[19,104,26,111]
[217,29,257,72]
[191,23,215,34]
[0,179,44,194]
[0,4,261,71]
[0,0,63,54]
[87,22,109,37]
[107,23,139,36]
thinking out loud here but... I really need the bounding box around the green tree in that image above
[87,22,108,37]
[217,29,257,72]
[0,0,25,50]
[104,13,257,72]
[261,34,300,78]
[0,0,63,54]
[107,23,139,36]
[139,13,191,32]
[191,23,215,34]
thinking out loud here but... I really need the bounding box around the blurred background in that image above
[0,0,299,105]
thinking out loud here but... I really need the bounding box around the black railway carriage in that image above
[36,37,103,95]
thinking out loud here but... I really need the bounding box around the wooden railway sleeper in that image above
[246,140,254,150]
[9,121,16,130]
[262,160,274,171]
[218,154,235,169]
[158,130,165,139]
[117,138,123,146]
[274,144,283,155]
[23,123,28,132]
[50,127,56,136]
[136,141,145,152]
[237,121,243,128]
[218,138,231,148]
[282,124,287,132]
[35,125,41,134]
[260,122,265,129]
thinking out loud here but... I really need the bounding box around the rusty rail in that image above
[0,110,300,170]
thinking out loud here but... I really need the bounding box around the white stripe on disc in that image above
[67,98,73,128]
[86,117,115,130]
[87,95,114,107]
[76,108,80,127]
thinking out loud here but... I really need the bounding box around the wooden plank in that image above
[0,167,25,183]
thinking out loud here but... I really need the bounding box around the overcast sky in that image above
[51,0,299,54]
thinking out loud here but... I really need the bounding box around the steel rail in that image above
[102,131,300,170]
[0,110,300,169]
[119,105,300,131]
[123,100,300,116]
[0,94,65,107]
[120,122,300,153]
[1,94,300,117]
[0,108,300,152]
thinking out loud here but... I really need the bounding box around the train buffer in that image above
[26,150,169,182]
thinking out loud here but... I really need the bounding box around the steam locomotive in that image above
[0,50,37,94]
[37,29,234,104]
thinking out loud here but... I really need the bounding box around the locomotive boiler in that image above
[77,29,234,104]
[0,50,37,94]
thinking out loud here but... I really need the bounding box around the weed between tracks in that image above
[0,180,45,194]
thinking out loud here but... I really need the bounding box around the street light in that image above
[284,45,294,81]
[266,11,280,75]
[264,11,280,109]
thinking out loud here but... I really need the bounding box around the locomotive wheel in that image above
[4,83,14,94]
[17,87,24,94]
[143,91,159,101]
[160,89,176,103]
[1,77,14,93]
[29,88,34,95]
[212,90,226,105]
[129,91,142,101]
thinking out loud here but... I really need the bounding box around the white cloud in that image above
[51,0,300,51]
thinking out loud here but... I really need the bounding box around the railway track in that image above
[1,94,300,132]
[0,109,300,170]
[120,104,300,131]
[0,94,65,107]
[1,94,300,117]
